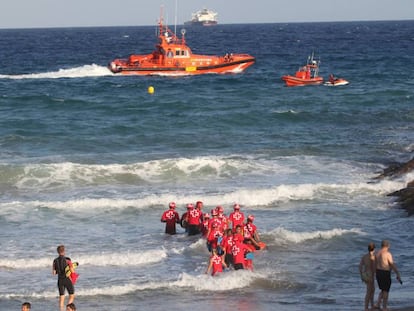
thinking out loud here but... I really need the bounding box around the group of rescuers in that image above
[161,201,264,275]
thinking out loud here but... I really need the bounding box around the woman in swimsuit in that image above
[359,242,376,311]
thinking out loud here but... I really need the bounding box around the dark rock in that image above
[381,157,414,216]
[376,157,414,179]
[392,195,414,215]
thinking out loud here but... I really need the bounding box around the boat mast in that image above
[315,52,320,77]
[158,5,164,36]
[174,0,178,36]
[308,51,320,78]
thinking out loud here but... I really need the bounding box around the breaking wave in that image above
[0,249,167,269]
[267,227,364,245]
[0,270,269,299]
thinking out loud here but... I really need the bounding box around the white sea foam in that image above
[403,143,414,152]
[7,156,264,189]
[76,270,265,294]
[0,176,408,214]
[1,290,57,299]
[5,155,409,194]
[0,64,113,80]
[1,155,377,191]
[0,270,268,299]
[272,109,300,114]
[0,198,152,212]
[2,283,155,300]
[77,282,162,296]
[268,227,364,245]
[0,249,166,269]
[169,238,206,256]
[1,155,411,214]
[172,270,262,291]
[187,238,206,250]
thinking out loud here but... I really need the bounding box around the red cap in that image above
[248,215,254,222]
[187,203,194,209]
[233,203,240,210]
[169,202,176,209]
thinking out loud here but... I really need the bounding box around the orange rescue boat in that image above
[108,15,255,76]
[281,53,323,87]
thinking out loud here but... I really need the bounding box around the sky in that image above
[0,0,413,29]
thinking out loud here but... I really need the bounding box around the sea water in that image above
[0,21,414,310]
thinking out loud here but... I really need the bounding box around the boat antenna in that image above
[158,5,164,36]
[174,0,178,36]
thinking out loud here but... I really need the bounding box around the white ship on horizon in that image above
[184,8,218,26]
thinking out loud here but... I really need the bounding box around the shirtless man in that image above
[359,242,376,311]
[375,240,401,311]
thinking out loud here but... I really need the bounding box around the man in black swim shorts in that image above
[376,269,391,291]
[375,240,401,311]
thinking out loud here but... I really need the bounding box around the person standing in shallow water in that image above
[52,245,75,309]
[205,248,227,276]
[375,240,402,311]
[160,202,180,234]
[186,203,202,236]
[359,242,376,311]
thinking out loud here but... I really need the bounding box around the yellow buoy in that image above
[148,86,154,94]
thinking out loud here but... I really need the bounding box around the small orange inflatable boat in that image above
[282,53,323,87]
